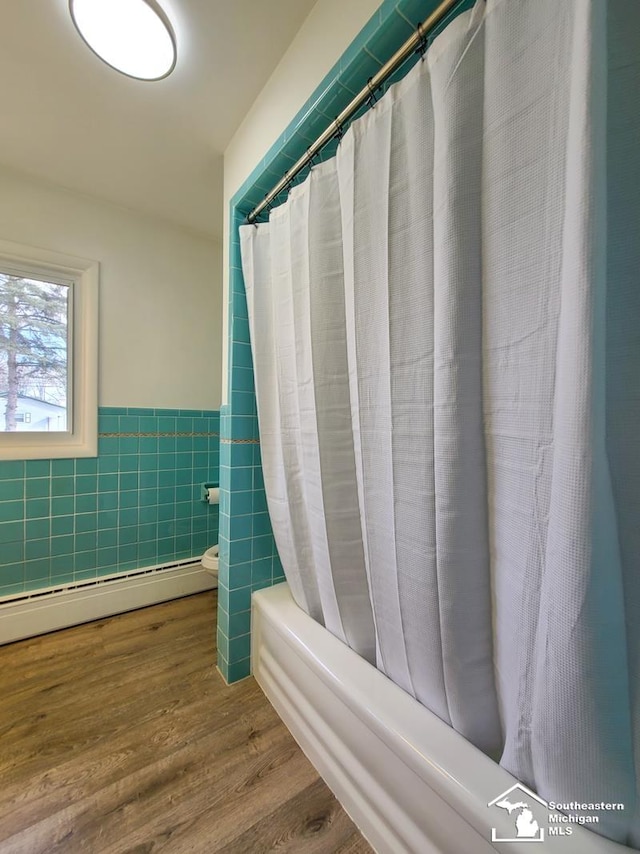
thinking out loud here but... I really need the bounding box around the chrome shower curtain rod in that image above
[247,0,461,223]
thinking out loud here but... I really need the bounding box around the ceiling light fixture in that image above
[69,0,176,81]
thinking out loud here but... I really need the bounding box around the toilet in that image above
[201,544,219,587]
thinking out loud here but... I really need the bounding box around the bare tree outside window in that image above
[0,273,69,432]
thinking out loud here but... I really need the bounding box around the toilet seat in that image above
[202,544,219,573]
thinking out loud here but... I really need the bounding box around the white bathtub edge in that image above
[251,582,629,854]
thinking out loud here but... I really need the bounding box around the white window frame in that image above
[0,239,98,460]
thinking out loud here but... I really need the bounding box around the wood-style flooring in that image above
[0,592,372,854]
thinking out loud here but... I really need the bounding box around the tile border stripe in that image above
[99,432,220,439]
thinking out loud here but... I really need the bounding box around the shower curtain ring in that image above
[307,147,318,172]
[416,22,429,59]
[366,77,378,108]
[247,205,263,226]
[262,196,274,219]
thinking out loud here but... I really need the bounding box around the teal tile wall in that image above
[220,0,471,682]
[0,407,219,598]
[217,413,284,683]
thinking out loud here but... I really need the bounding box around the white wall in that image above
[221,0,382,401]
[0,166,222,410]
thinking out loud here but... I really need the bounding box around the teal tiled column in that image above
[216,271,283,683]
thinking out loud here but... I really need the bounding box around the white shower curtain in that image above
[240,0,640,845]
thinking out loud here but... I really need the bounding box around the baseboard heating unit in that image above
[0,559,215,645]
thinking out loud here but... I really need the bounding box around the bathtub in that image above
[252,582,630,854]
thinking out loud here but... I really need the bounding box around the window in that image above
[0,240,98,459]
[0,273,69,433]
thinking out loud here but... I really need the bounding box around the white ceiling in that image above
[0,0,318,239]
